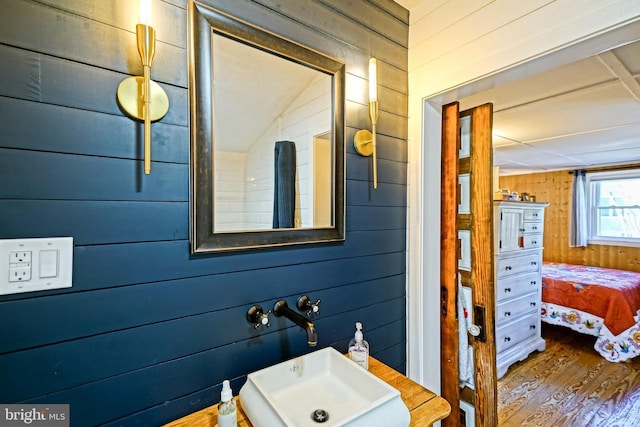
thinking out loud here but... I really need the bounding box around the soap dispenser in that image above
[348,322,370,370]
[217,380,237,427]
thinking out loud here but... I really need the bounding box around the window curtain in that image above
[569,169,588,247]
[272,140,296,229]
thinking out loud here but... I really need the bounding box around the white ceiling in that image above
[213,34,321,152]
[459,40,640,175]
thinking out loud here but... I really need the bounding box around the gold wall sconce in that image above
[117,0,170,174]
[354,57,379,189]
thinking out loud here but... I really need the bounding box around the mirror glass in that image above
[213,34,333,232]
[189,3,345,253]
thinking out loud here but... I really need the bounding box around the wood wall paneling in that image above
[500,170,640,271]
[0,0,187,86]
[247,0,408,69]
[367,0,410,23]
[1,275,406,402]
[346,73,408,121]
[0,97,189,163]
[346,206,407,231]
[0,0,409,424]
[35,0,189,49]
[318,0,409,48]
[196,0,410,93]
[0,200,189,244]
[347,153,408,186]
[0,44,188,126]
[0,149,188,201]
[347,101,409,140]
[346,127,408,163]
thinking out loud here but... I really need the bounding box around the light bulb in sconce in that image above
[368,58,377,103]
[354,57,379,189]
[117,0,169,175]
[139,0,152,26]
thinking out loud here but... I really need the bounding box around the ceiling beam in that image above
[597,50,640,103]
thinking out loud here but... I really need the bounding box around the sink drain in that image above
[311,409,329,423]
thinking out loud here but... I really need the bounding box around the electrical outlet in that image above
[10,251,32,263]
[9,266,32,282]
[1,238,73,295]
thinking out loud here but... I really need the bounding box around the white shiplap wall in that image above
[404,0,640,393]
[239,73,332,230]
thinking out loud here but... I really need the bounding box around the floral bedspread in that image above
[541,262,640,362]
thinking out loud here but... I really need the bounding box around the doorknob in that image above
[470,304,487,342]
[468,324,482,337]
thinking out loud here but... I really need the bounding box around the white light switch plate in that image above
[0,237,73,295]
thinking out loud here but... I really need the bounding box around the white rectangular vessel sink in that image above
[239,347,410,427]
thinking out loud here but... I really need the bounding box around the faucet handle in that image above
[247,305,271,329]
[297,295,321,317]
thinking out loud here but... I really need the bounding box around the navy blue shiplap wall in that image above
[0,0,408,425]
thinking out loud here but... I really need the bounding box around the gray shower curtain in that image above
[273,140,296,228]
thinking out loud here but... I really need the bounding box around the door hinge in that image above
[441,286,448,318]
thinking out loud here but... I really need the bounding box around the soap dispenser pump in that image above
[348,322,370,370]
[217,380,237,427]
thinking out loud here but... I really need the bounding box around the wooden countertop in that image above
[164,356,450,427]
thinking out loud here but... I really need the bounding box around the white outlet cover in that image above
[0,237,73,295]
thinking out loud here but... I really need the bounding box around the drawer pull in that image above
[504,337,511,342]
[505,311,511,317]
[505,266,512,271]
[532,240,538,244]
[529,325,536,330]
[530,280,537,285]
[531,261,537,266]
[532,226,538,230]
[504,288,512,293]
[530,302,537,307]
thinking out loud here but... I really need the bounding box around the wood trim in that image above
[440,101,461,426]
[468,103,498,426]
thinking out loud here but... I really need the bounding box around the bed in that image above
[541,262,640,362]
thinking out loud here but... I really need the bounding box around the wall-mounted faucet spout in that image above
[273,300,317,347]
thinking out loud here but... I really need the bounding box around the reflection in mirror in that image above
[213,34,333,232]
[189,1,345,253]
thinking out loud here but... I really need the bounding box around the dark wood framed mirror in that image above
[188,1,345,253]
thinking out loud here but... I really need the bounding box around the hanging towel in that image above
[458,277,474,385]
[273,140,297,228]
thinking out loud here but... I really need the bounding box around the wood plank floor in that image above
[498,324,640,426]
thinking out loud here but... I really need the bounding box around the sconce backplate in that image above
[354,129,373,156]
[117,76,170,121]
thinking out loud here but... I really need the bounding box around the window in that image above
[586,169,640,247]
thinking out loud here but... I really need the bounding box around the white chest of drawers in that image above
[494,201,548,379]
